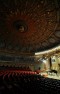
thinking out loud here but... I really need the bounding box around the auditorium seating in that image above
[0,69,60,94]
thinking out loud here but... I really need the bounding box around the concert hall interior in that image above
[0,0,60,94]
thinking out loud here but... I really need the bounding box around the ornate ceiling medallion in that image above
[13,20,28,33]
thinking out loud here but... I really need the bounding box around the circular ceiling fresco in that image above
[0,0,60,53]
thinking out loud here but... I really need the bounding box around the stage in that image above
[38,71,60,80]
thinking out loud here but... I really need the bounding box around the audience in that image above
[0,68,60,94]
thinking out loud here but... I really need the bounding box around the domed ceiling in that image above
[0,0,60,53]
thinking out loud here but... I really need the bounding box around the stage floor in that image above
[39,72,60,80]
[47,74,60,80]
